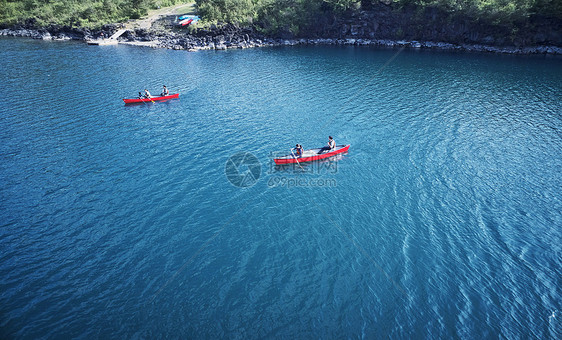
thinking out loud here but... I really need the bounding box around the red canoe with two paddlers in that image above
[273,144,350,165]
[123,93,179,104]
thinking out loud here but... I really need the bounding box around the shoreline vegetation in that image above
[1,0,561,55]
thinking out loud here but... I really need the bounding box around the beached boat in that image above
[123,93,179,104]
[179,19,193,26]
[274,144,350,164]
[178,15,200,26]
[179,15,200,20]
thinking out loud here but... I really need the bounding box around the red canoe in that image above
[123,93,179,104]
[274,144,350,165]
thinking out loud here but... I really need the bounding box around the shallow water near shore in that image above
[1,37,561,338]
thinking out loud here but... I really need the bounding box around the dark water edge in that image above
[1,25,562,55]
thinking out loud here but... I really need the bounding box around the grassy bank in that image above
[0,0,190,28]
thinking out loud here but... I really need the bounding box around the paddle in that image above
[144,95,155,103]
[142,90,155,103]
[291,149,305,171]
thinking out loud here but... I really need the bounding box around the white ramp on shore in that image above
[109,28,127,40]
[86,28,127,45]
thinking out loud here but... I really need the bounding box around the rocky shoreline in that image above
[2,23,561,55]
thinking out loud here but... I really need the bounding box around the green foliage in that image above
[532,0,562,18]
[324,0,359,11]
[254,0,324,33]
[197,0,258,24]
[196,0,361,32]
[0,0,190,27]
[394,0,562,23]
[195,0,561,35]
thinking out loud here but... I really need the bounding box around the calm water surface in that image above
[1,38,561,338]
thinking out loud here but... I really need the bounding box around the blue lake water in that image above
[1,37,561,338]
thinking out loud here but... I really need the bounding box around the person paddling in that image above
[161,85,169,96]
[143,89,152,98]
[292,144,304,157]
[138,91,143,99]
[327,136,336,150]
